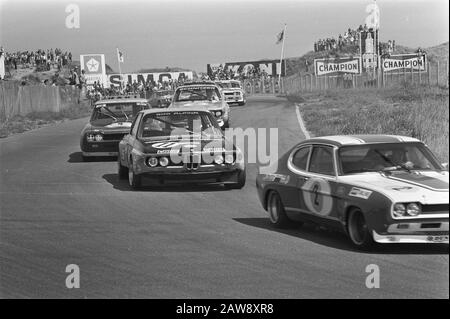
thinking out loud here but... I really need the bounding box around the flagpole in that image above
[278,23,287,88]
[116,47,123,90]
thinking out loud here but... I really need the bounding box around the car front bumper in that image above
[372,221,449,243]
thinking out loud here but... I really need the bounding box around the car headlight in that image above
[406,203,421,216]
[147,157,158,167]
[393,203,406,217]
[215,111,222,117]
[159,157,169,167]
[94,134,103,141]
[214,155,224,165]
[86,133,95,142]
[224,154,234,164]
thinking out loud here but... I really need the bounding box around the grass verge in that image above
[287,85,449,162]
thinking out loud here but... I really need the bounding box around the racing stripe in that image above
[387,172,449,192]
[352,135,401,144]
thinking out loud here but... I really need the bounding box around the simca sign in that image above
[382,54,427,73]
[108,71,194,87]
[314,57,361,76]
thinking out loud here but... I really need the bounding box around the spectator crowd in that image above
[1,47,72,72]
[206,63,273,82]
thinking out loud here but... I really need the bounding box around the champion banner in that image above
[382,54,427,73]
[108,71,194,87]
[207,60,285,78]
[314,57,362,76]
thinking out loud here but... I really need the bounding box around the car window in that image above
[309,145,335,176]
[130,113,142,136]
[292,146,310,171]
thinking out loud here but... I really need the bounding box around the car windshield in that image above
[338,143,442,175]
[173,86,221,102]
[139,111,222,139]
[92,102,147,122]
[157,91,173,97]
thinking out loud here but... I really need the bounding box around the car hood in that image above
[339,171,449,204]
[140,137,235,154]
[170,101,224,110]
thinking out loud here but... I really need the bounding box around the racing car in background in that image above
[256,135,449,249]
[117,108,245,189]
[80,95,150,160]
[215,80,246,106]
[169,81,231,129]
[148,89,173,108]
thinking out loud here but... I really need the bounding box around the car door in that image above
[122,112,143,164]
[297,144,339,221]
[284,144,312,211]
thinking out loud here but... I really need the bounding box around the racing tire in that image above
[266,191,292,228]
[118,158,128,180]
[347,208,375,249]
[222,121,230,130]
[238,102,245,106]
[225,169,246,190]
[128,166,142,189]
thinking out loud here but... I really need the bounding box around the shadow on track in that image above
[68,152,117,163]
[102,173,230,193]
[234,217,449,255]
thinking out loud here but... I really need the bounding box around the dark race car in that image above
[256,135,449,249]
[80,96,150,160]
[148,89,174,108]
[117,108,245,189]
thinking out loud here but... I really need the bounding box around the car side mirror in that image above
[442,163,449,171]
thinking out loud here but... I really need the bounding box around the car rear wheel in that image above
[128,165,142,189]
[225,169,246,189]
[347,208,375,249]
[267,191,292,228]
[118,158,128,180]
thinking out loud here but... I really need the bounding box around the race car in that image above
[80,95,150,160]
[117,108,245,189]
[215,80,246,106]
[169,82,231,129]
[256,135,449,249]
[148,89,173,108]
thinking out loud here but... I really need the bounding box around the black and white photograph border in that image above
[0,0,448,304]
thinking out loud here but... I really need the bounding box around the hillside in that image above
[285,42,449,76]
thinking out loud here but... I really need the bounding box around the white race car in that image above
[215,80,246,106]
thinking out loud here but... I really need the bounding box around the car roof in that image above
[139,107,213,115]
[299,135,421,147]
[177,81,217,88]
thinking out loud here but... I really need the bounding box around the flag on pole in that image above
[117,48,124,63]
[276,29,284,45]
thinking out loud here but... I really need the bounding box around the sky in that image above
[0,0,448,73]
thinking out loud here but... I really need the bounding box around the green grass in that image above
[0,100,92,138]
[288,85,449,162]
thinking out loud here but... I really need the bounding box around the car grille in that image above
[421,204,449,215]
[102,133,126,141]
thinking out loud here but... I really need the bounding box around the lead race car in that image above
[117,108,245,189]
[256,135,449,248]
[169,81,231,129]
[80,95,150,160]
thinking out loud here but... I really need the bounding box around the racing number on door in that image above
[302,178,333,216]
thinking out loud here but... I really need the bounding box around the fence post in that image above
[436,60,440,86]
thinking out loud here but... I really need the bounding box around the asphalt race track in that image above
[0,96,448,298]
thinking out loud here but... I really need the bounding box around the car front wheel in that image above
[347,208,375,249]
[128,165,142,189]
[118,158,128,180]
